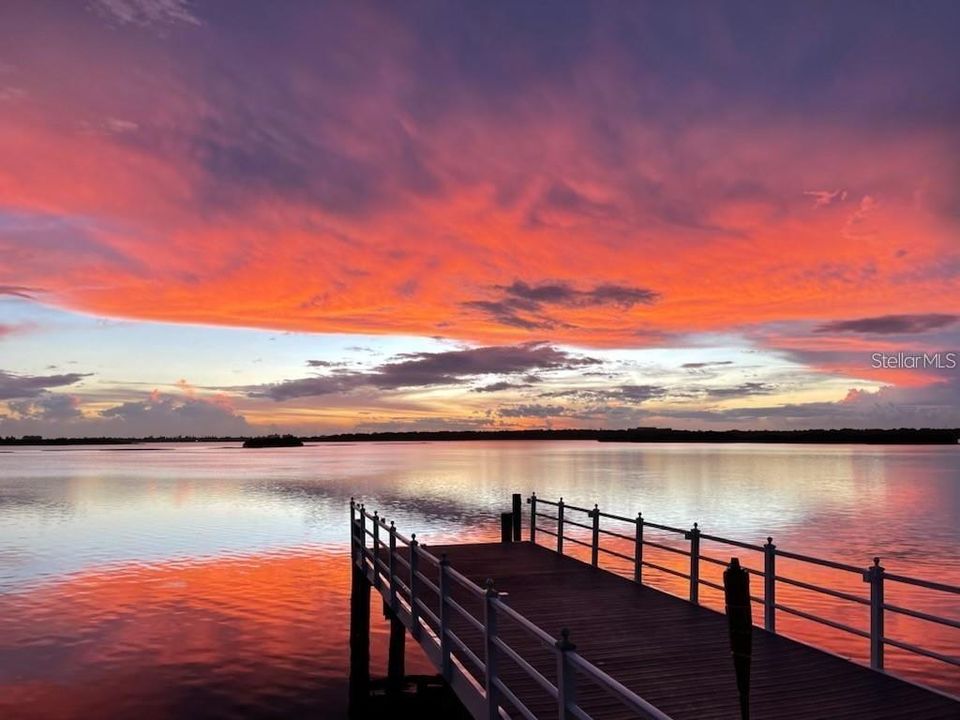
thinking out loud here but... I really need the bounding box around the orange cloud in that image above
[0,2,957,370]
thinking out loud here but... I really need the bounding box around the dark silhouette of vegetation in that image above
[2,427,957,446]
[242,434,304,448]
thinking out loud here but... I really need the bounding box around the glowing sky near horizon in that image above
[1,0,958,436]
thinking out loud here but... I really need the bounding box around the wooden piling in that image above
[724,557,752,720]
[387,607,406,691]
[500,512,513,543]
[348,542,371,714]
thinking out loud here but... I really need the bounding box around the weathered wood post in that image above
[483,579,501,720]
[591,503,600,567]
[724,557,752,720]
[686,522,701,604]
[512,493,522,541]
[386,600,405,692]
[557,498,565,554]
[864,556,885,670]
[500,512,513,543]
[634,511,644,584]
[763,537,776,632]
[438,553,452,680]
[348,511,371,714]
[528,492,537,543]
[555,628,577,719]
[409,533,421,640]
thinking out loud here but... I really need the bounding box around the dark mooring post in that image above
[500,512,513,543]
[384,601,406,692]
[724,557,753,720]
[512,493,522,541]
[348,519,371,715]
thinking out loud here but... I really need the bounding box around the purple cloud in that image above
[253,343,600,400]
[815,314,958,334]
[0,370,90,400]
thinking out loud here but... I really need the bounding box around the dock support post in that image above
[724,557,752,720]
[591,504,600,567]
[349,531,371,715]
[512,493,522,541]
[763,537,776,632]
[483,579,501,720]
[555,628,577,720]
[865,557,885,670]
[528,492,537,543]
[686,522,701,604]
[386,603,405,692]
[557,498,565,555]
[409,534,421,640]
[634,512,644,584]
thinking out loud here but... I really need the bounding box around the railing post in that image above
[349,497,357,564]
[483,579,501,720]
[372,510,381,588]
[591,503,600,567]
[512,493,522,541]
[634,511,644,585]
[409,533,421,640]
[358,504,367,572]
[439,553,452,680]
[528,492,537,543]
[864,556,885,670]
[388,520,398,611]
[686,522,700,604]
[555,628,577,720]
[557,498,565,555]
[763,536,776,633]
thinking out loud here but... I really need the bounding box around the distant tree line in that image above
[2,427,958,445]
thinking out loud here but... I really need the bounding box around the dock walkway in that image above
[349,497,959,719]
[424,541,956,719]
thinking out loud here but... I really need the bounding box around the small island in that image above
[242,434,304,448]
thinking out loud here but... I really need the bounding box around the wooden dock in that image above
[348,497,960,719]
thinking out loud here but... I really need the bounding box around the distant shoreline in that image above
[2,427,958,446]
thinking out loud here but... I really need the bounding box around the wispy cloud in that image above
[252,343,600,401]
[0,370,91,400]
[464,281,658,330]
[816,314,958,334]
[89,0,201,27]
[803,189,848,207]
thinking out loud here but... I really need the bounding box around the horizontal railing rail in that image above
[527,493,960,678]
[350,500,676,720]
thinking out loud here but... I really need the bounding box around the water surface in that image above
[1,441,957,717]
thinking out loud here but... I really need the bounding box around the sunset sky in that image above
[1,0,958,436]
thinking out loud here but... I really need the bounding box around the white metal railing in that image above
[350,499,675,720]
[528,493,960,677]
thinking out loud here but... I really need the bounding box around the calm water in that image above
[0,441,958,718]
